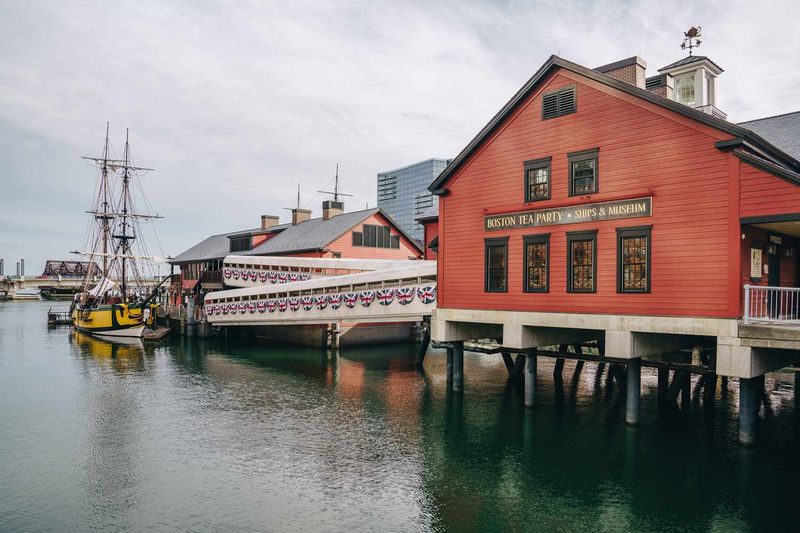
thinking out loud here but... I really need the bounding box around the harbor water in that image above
[1,300,799,532]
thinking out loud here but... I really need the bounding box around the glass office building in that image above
[377,158,450,242]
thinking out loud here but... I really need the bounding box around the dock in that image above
[47,309,72,326]
[144,326,171,341]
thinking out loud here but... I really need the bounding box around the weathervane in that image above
[681,26,702,56]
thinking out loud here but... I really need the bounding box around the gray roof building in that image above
[739,111,800,161]
[170,207,422,264]
[242,208,381,256]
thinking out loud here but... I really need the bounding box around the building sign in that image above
[750,248,762,279]
[485,197,652,231]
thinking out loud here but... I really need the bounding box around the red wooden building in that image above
[428,54,800,443]
[169,201,422,306]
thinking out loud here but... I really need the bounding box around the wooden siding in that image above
[423,219,439,260]
[326,212,422,259]
[740,163,800,218]
[439,69,740,318]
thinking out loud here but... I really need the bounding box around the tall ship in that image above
[70,125,167,338]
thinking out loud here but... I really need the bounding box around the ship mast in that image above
[118,129,134,300]
[100,122,111,282]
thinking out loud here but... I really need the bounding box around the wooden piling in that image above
[446,346,454,383]
[739,377,758,445]
[415,327,430,369]
[452,341,464,394]
[626,358,641,426]
[524,349,537,408]
[501,351,515,375]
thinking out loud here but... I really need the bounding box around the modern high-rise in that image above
[377,158,450,242]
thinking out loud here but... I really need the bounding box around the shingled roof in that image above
[170,230,255,264]
[739,111,800,161]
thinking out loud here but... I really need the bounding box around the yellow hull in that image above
[72,303,157,338]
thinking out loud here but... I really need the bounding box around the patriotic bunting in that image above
[223,268,231,279]
[377,288,394,306]
[247,302,256,313]
[267,300,277,313]
[344,292,358,308]
[257,301,267,313]
[417,285,436,304]
[396,287,415,305]
[360,290,376,307]
[277,298,288,312]
[329,294,343,309]
[288,297,301,311]
[315,294,328,310]
[301,296,313,311]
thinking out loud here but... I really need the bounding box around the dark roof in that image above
[658,55,723,73]
[739,111,800,161]
[170,230,253,264]
[242,207,424,256]
[227,223,290,239]
[242,209,380,255]
[429,55,799,193]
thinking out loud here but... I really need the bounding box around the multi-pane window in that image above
[617,226,651,293]
[523,234,549,292]
[675,74,696,107]
[567,231,597,292]
[352,224,400,249]
[524,157,551,202]
[568,148,599,196]
[485,238,509,292]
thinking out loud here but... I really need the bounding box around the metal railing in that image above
[743,285,800,324]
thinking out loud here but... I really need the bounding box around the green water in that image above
[1,300,798,532]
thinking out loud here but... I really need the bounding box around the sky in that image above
[2,0,799,275]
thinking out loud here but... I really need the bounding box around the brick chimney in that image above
[291,208,312,225]
[261,215,280,229]
[322,200,344,221]
[594,56,647,89]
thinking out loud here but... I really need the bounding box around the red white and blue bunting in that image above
[377,288,394,306]
[206,285,436,317]
[396,287,415,305]
[222,268,312,285]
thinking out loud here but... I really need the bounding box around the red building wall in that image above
[438,69,742,318]
[740,163,800,218]
[423,219,439,260]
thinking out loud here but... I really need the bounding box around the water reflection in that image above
[71,330,152,374]
[2,302,799,531]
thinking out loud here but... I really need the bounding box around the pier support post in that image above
[739,377,759,446]
[452,341,464,394]
[795,371,800,406]
[415,327,430,369]
[626,358,641,426]
[524,349,538,408]
[554,346,566,379]
[501,351,515,375]
[446,346,454,383]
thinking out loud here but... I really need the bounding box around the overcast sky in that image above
[2,0,799,275]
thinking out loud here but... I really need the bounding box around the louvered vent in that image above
[542,86,576,119]
[542,92,559,119]
[558,87,575,114]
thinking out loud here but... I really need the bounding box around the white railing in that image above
[743,285,800,324]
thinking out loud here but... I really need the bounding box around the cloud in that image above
[1,0,799,273]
